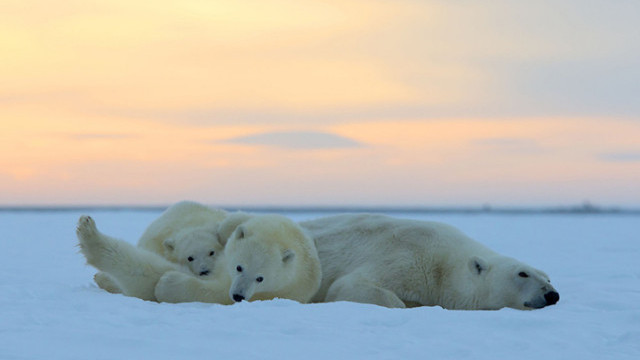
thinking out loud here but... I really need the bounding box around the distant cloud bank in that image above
[220,131,362,149]
[599,152,640,162]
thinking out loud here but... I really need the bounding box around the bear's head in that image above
[224,215,302,303]
[468,256,559,310]
[163,227,224,277]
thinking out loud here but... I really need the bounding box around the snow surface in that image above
[1,209,639,359]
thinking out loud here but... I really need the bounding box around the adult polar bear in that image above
[154,213,322,304]
[300,214,559,310]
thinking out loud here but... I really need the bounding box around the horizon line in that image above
[1,203,639,215]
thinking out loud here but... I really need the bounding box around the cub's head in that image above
[224,215,301,303]
[469,256,559,310]
[163,227,224,277]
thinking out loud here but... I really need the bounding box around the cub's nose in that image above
[199,270,210,276]
[544,291,560,306]
[232,294,245,302]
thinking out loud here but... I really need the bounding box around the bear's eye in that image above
[518,271,529,278]
[209,251,215,256]
[256,276,264,283]
[187,256,194,262]
[236,265,243,272]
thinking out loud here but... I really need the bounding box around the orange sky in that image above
[1,1,639,206]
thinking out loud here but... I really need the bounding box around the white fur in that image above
[156,214,322,304]
[215,211,253,246]
[300,214,559,310]
[92,201,227,294]
[138,200,227,257]
[162,226,223,276]
[76,215,184,301]
[154,269,232,304]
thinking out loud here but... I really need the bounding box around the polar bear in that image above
[138,201,227,263]
[300,214,559,310]
[154,214,322,304]
[162,226,224,276]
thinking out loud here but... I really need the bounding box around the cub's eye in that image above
[209,251,215,256]
[236,265,243,272]
[518,272,529,278]
[187,256,194,262]
[256,276,264,283]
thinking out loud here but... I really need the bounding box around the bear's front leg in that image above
[155,271,233,305]
[325,270,406,308]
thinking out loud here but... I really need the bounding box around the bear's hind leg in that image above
[325,270,406,308]
[76,215,178,301]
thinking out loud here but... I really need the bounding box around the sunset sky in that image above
[2,0,639,207]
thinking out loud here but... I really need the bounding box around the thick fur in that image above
[214,211,253,245]
[92,201,227,294]
[300,214,559,310]
[162,225,224,276]
[154,269,232,304]
[156,214,322,304]
[76,215,184,301]
[138,200,227,257]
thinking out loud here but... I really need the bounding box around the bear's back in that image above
[138,201,227,255]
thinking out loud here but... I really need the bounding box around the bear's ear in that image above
[282,249,295,264]
[235,226,246,240]
[469,256,489,275]
[215,233,226,247]
[163,238,176,252]
[216,232,228,247]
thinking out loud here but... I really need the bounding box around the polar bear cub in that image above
[162,226,223,276]
[154,214,322,304]
[138,201,227,276]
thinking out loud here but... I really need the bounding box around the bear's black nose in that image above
[544,291,559,305]
[232,294,245,302]
[199,270,210,276]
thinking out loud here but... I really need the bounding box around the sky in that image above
[1,0,639,207]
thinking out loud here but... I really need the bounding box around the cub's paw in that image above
[155,271,197,303]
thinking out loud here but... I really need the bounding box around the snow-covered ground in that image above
[1,209,638,359]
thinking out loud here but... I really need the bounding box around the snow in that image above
[1,209,639,359]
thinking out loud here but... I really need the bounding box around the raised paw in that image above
[76,215,98,240]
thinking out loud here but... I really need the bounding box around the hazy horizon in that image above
[2,201,638,215]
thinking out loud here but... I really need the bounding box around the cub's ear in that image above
[163,238,176,252]
[469,256,489,275]
[282,249,295,264]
